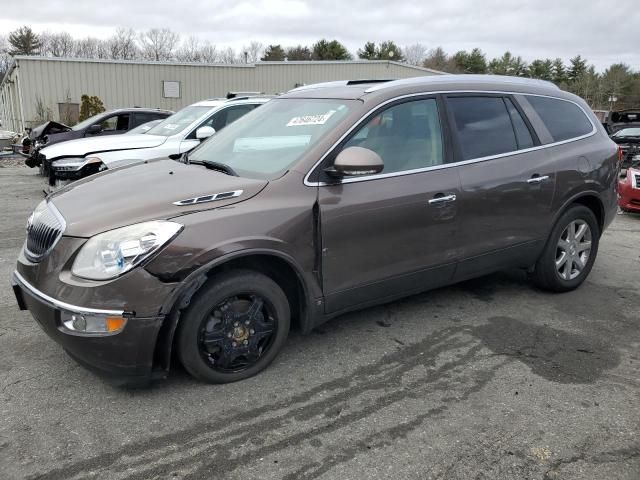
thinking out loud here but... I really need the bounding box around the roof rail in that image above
[226,91,263,99]
[289,79,395,93]
[364,74,560,93]
[346,79,395,86]
[224,95,275,103]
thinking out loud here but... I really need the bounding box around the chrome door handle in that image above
[527,175,549,184]
[428,194,457,205]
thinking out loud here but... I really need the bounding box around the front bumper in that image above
[618,172,640,212]
[12,270,164,386]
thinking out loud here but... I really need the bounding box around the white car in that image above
[41,96,271,187]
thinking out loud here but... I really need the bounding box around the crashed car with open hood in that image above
[23,107,173,170]
[39,97,270,189]
[12,75,618,387]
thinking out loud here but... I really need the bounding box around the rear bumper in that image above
[12,270,164,386]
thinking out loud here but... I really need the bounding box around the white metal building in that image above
[0,57,442,133]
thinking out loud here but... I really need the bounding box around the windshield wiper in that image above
[171,152,238,176]
[201,161,238,177]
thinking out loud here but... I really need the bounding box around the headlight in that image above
[71,221,182,280]
[52,156,102,172]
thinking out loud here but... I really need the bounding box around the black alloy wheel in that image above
[177,270,290,383]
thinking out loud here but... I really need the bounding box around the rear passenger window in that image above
[342,98,444,174]
[526,96,593,142]
[505,98,534,149]
[447,96,517,160]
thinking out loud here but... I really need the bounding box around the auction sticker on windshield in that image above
[287,110,336,127]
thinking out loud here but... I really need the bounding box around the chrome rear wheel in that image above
[555,220,592,281]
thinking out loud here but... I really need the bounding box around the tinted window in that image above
[343,98,444,174]
[146,106,210,137]
[448,96,517,160]
[187,105,256,139]
[100,114,129,132]
[208,105,255,131]
[505,98,534,149]
[133,112,163,127]
[526,95,593,142]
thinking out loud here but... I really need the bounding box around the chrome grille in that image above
[25,201,65,262]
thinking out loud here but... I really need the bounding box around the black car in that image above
[23,107,173,170]
[610,127,640,167]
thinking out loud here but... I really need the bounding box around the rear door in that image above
[445,94,556,280]
[317,96,462,314]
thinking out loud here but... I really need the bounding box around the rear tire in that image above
[531,205,599,292]
[177,270,290,384]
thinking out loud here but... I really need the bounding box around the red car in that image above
[618,167,640,212]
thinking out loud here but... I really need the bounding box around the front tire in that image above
[177,270,290,383]
[531,205,600,292]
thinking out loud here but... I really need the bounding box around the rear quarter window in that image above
[526,96,594,143]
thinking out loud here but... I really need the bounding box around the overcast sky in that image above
[1,0,637,70]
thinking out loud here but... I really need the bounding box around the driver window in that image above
[188,105,255,139]
[342,98,444,174]
[100,114,130,132]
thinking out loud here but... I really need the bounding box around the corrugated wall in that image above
[4,58,440,128]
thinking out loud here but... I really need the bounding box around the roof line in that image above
[9,56,445,74]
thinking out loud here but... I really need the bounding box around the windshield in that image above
[127,119,163,134]
[189,98,355,179]
[614,127,640,137]
[146,106,211,137]
[71,112,107,131]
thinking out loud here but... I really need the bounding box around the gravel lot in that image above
[0,165,638,480]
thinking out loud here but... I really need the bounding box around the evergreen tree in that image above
[285,45,311,61]
[261,45,286,61]
[311,39,352,60]
[8,26,41,56]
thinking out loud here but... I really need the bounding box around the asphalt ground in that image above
[0,165,638,479]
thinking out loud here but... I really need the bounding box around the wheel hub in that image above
[231,325,250,343]
[555,219,592,281]
[199,294,277,373]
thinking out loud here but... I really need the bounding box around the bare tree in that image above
[41,32,76,57]
[107,27,138,60]
[139,28,179,61]
[423,46,455,72]
[403,43,427,66]
[241,41,263,63]
[175,35,201,62]
[0,35,12,79]
[75,37,102,59]
[199,41,218,63]
[218,46,239,64]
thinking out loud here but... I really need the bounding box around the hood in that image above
[29,121,71,139]
[50,158,269,237]
[40,134,168,160]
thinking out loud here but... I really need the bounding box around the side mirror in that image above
[88,124,102,134]
[196,126,215,140]
[326,146,384,177]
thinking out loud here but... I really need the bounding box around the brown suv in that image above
[12,75,619,386]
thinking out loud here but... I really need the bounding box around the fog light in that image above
[72,314,86,331]
[61,312,127,335]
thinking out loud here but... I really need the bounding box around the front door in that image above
[317,97,462,314]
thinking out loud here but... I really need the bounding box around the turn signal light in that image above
[61,312,127,335]
[105,316,126,332]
